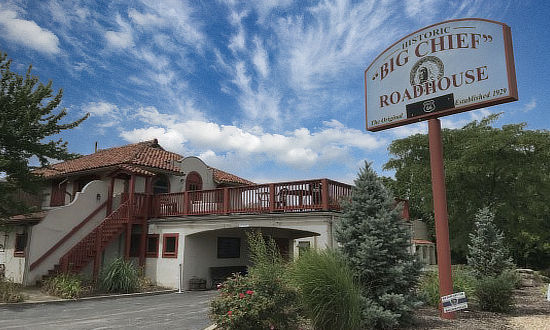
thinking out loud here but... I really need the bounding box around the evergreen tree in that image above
[336,162,421,329]
[0,52,88,221]
[467,207,514,277]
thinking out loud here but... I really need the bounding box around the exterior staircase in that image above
[38,200,132,284]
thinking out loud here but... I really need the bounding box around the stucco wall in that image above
[145,212,338,289]
[0,227,27,283]
[26,180,109,285]
[179,157,216,191]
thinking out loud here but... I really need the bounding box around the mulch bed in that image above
[407,285,550,329]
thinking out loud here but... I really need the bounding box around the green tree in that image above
[467,207,514,277]
[384,114,550,268]
[0,52,88,220]
[336,162,421,329]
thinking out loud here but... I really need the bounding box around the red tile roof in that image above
[35,139,183,178]
[210,167,255,185]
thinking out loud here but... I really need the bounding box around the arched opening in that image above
[186,171,202,191]
[152,175,170,194]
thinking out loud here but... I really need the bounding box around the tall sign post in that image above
[364,18,517,319]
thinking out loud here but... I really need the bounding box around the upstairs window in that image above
[186,172,202,191]
[152,176,170,194]
[50,180,67,207]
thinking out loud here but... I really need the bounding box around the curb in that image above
[204,324,217,330]
[0,289,177,307]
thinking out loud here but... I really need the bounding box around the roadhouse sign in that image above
[365,18,518,131]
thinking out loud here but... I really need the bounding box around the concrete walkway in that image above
[0,290,217,329]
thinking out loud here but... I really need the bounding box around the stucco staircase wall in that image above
[26,180,108,285]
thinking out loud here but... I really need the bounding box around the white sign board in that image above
[441,291,468,313]
[365,18,518,131]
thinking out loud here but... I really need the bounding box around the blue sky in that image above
[0,0,547,184]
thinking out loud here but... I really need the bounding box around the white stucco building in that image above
[1,139,359,289]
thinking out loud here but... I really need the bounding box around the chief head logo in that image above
[410,56,444,86]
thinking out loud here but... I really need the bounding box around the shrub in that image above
[290,249,362,330]
[418,266,476,307]
[336,162,422,329]
[210,231,300,330]
[99,258,140,293]
[42,273,89,299]
[0,277,24,303]
[474,272,515,312]
[467,207,514,277]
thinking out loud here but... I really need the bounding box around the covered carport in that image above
[182,226,320,290]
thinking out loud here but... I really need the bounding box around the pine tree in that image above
[467,207,514,277]
[336,162,421,329]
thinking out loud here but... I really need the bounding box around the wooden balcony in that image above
[149,179,351,218]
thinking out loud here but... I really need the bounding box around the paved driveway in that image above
[0,291,217,330]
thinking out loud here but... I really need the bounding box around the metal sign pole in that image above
[428,118,455,319]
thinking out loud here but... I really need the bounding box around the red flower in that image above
[246,290,254,295]
[239,293,245,298]
[227,310,232,316]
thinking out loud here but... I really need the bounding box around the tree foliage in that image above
[467,207,514,277]
[384,114,550,268]
[0,52,88,220]
[336,162,421,329]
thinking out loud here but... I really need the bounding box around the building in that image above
[1,139,357,289]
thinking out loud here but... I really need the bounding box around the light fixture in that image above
[96,193,101,201]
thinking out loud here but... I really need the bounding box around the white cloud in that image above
[405,0,442,23]
[83,101,119,116]
[128,8,165,27]
[0,8,61,54]
[105,15,134,49]
[275,0,399,92]
[120,106,385,169]
[252,36,269,78]
[522,98,536,113]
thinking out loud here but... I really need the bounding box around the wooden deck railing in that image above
[150,179,351,217]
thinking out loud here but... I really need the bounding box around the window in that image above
[50,180,67,207]
[297,241,310,257]
[162,234,178,258]
[152,176,170,194]
[14,233,27,257]
[146,234,159,258]
[186,172,202,191]
[217,237,240,258]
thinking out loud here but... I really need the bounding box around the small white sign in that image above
[441,291,468,313]
[547,284,550,302]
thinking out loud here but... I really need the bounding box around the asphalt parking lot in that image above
[0,290,217,330]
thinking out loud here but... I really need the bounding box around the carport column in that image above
[139,176,152,267]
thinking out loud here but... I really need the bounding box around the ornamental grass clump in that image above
[0,277,24,303]
[290,249,362,330]
[210,231,300,330]
[418,265,477,307]
[99,258,140,293]
[42,273,89,299]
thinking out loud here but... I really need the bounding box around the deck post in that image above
[125,174,136,260]
[223,188,229,214]
[269,184,275,212]
[321,179,329,211]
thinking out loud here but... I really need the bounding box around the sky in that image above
[0,0,547,184]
